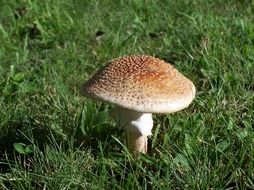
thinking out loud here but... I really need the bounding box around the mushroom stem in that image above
[110,107,153,154]
[126,130,147,154]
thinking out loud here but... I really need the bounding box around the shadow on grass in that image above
[0,122,48,173]
[0,118,122,174]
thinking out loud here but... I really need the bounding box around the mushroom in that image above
[80,55,195,155]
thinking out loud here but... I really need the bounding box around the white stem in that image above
[126,130,148,154]
[110,106,153,154]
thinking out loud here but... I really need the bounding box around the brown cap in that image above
[80,55,195,113]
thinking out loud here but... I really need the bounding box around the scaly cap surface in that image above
[81,55,195,113]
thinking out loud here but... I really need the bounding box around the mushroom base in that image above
[126,130,147,154]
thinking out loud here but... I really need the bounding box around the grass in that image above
[0,0,254,189]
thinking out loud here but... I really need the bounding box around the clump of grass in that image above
[1,0,254,189]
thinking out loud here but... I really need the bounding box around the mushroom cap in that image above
[80,55,195,113]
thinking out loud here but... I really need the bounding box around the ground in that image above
[0,0,254,189]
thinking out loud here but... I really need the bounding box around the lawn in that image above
[0,0,254,189]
